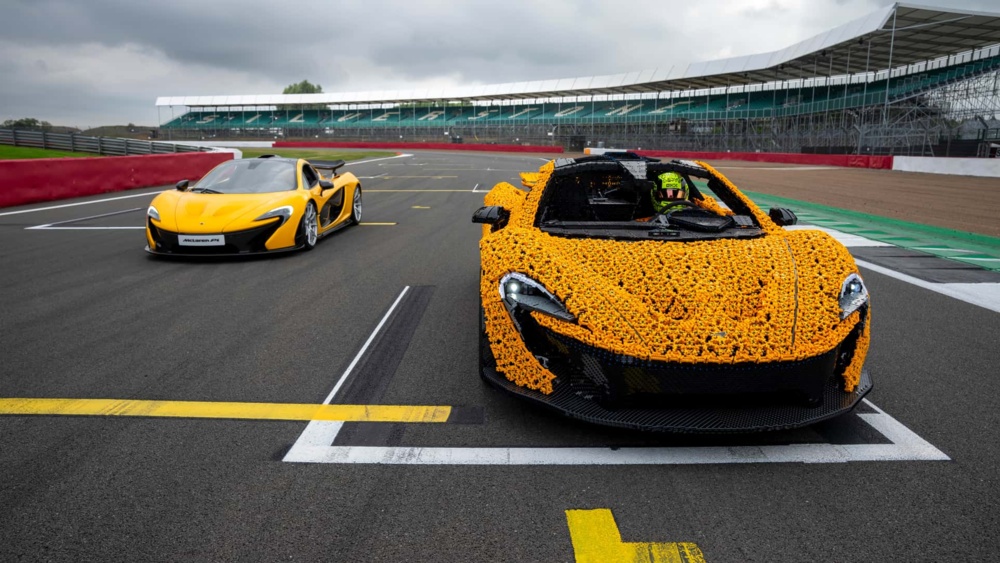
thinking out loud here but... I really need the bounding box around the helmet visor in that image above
[655,187,687,200]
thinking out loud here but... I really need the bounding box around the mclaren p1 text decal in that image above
[178,234,225,246]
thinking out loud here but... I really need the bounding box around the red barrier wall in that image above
[632,150,893,170]
[275,141,564,154]
[0,152,233,209]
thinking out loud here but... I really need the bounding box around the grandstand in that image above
[157,3,1000,156]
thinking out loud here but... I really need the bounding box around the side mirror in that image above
[175,180,189,191]
[472,205,510,229]
[768,207,798,226]
[318,179,334,190]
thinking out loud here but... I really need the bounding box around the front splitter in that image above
[480,353,873,434]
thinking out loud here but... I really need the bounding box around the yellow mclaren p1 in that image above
[145,155,362,256]
[474,153,871,433]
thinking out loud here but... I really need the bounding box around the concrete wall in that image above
[274,141,563,154]
[893,156,1000,178]
[0,152,233,209]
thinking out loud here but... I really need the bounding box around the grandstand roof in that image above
[156,2,1000,108]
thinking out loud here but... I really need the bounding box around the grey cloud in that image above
[2,0,998,126]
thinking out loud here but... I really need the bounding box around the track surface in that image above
[1,152,998,562]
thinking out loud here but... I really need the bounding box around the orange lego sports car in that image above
[145,155,362,256]
[474,153,871,433]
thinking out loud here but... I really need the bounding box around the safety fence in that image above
[0,128,209,156]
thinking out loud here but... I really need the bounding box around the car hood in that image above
[482,227,859,364]
[153,191,296,233]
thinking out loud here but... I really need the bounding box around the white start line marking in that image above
[282,399,949,466]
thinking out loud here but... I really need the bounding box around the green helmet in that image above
[652,172,688,214]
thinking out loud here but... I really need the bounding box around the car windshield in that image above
[535,158,764,242]
[191,159,297,194]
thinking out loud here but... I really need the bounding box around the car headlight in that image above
[147,206,160,221]
[499,272,575,322]
[839,273,869,320]
[254,205,294,225]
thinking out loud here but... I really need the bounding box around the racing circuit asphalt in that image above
[1,151,998,562]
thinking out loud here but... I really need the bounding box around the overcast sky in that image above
[1,0,997,128]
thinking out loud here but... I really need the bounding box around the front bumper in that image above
[145,219,298,256]
[481,310,872,433]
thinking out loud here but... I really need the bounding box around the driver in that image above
[652,171,690,214]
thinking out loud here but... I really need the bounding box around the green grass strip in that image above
[742,189,1000,272]
[744,190,1000,247]
[0,145,96,159]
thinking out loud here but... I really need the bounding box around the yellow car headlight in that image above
[254,205,294,226]
[499,273,575,322]
[839,273,869,320]
[147,206,160,221]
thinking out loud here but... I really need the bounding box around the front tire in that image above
[350,186,363,224]
[300,202,319,250]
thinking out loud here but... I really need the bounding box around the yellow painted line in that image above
[379,175,458,179]
[411,206,431,209]
[0,398,450,423]
[566,509,706,563]
[358,222,397,226]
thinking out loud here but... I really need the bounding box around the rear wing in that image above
[309,159,346,175]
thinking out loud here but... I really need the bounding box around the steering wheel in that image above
[664,200,700,212]
[663,200,719,223]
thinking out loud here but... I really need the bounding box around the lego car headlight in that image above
[147,206,160,221]
[254,205,293,225]
[499,273,575,322]
[839,273,869,320]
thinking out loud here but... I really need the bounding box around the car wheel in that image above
[300,202,319,250]
[350,186,363,224]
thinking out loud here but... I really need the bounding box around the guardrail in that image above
[0,128,208,156]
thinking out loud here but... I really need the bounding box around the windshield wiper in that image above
[190,188,222,194]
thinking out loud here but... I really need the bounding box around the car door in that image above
[302,163,344,230]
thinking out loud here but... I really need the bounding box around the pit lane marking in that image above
[282,399,949,465]
[0,155,411,219]
[566,509,706,563]
[345,154,412,166]
[376,175,458,179]
[28,226,146,230]
[0,190,164,217]
[27,222,396,230]
[856,259,1000,314]
[25,207,143,230]
[0,398,450,423]
[284,286,414,459]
